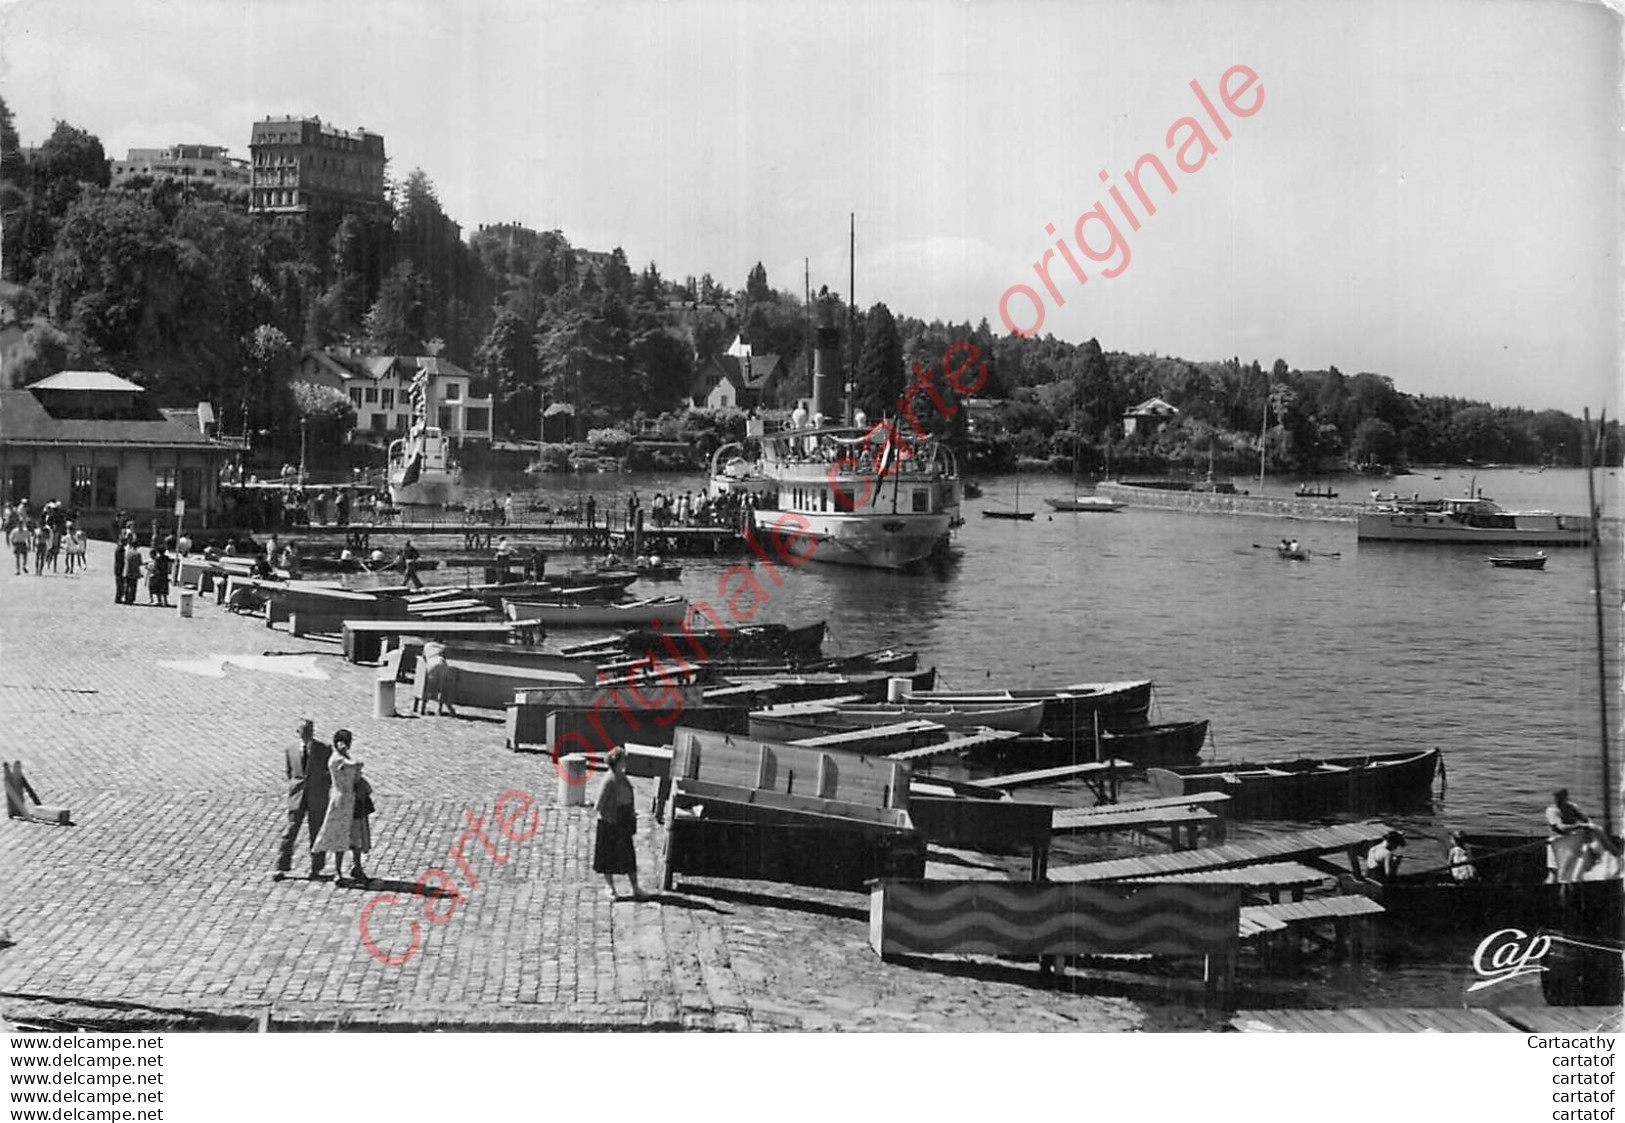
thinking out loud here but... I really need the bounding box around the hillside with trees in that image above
[1,95,1614,473]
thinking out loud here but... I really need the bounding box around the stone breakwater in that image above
[1097,481,1359,523]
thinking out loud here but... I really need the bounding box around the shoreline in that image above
[0,539,1203,1032]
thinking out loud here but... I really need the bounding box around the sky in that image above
[1,0,1619,414]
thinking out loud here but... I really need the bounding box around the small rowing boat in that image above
[1488,552,1546,570]
[502,595,688,629]
[1146,747,1441,819]
[1044,496,1124,513]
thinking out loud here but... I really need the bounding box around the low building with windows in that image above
[296,350,494,446]
[111,144,251,192]
[0,371,231,534]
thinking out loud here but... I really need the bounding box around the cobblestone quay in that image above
[0,542,1187,1031]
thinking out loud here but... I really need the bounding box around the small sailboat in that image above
[982,473,1034,520]
[1047,412,1124,511]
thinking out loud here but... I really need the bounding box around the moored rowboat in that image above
[1146,747,1441,819]
[1044,496,1124,512]
[502,595,689,629]
[905,679,1153,737]
[1487,552,1546,569]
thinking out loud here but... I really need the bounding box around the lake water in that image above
[461,465,1618,830]
[443,465,1621,1007]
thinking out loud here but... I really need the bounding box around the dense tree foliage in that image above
[1,107,1612,469]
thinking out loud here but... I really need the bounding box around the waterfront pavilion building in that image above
[0,372,232,536]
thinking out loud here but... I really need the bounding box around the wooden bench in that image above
[662,727,923,892]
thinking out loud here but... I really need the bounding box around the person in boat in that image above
[493,536,514,560]
[1363,831,1406,881]
[1447,832,1477,882]
[1546,789,1596,883]
[1288,539,1300,553]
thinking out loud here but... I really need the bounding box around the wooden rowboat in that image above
[754,699,1046,736]
[1146,747,1441,819]
[1488,552,1546,569]
[502,595,689,628]
[905,679,1153,737]
[964,719,1209,771]
[1044,496,1124,512]
[982,509,1035,521]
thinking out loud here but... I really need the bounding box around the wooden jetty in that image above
[906,798,1054,880]
[1238,895,1386,964]
[661,728,924,892]
[1047,821,1391,882]
[1049,794,1231,851]
[1232,1005,1622,1033]
[968,759,1133,801]
[277,520,749,556]
[1128,860,1328,900]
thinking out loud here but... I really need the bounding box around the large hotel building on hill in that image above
[248,116,388,222]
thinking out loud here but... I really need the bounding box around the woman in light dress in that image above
[311,729,372,884]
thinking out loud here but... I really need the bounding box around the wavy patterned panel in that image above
[871,880,1239,957]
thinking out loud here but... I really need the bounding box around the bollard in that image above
[373,677,396,719]
[887,676,910,703]
[559,753,589,806]
[177,589,194,618]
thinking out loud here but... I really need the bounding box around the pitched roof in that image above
[305,351,476,384]
[1126,396,1179,417]
[0,390,223,448]
[28,371,144,392]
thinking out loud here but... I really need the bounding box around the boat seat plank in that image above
[790,721,944,749]
[971,759,1135,791]
[1241,896,1385,928]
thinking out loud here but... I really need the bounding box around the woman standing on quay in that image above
[593,748,645,900]
[311,729,372,885]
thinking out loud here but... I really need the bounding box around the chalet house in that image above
[1123,396,1180,437]
[690,343,780,411]
[296,350,494,446]
[0,371,231,532]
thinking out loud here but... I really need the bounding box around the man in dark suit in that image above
[273,718,333,880]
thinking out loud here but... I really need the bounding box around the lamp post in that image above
[299,417,308,483]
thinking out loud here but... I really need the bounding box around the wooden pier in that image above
[1047,821,1390,883]
[257,520,749,556]
[1233,1005,1622,1033]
